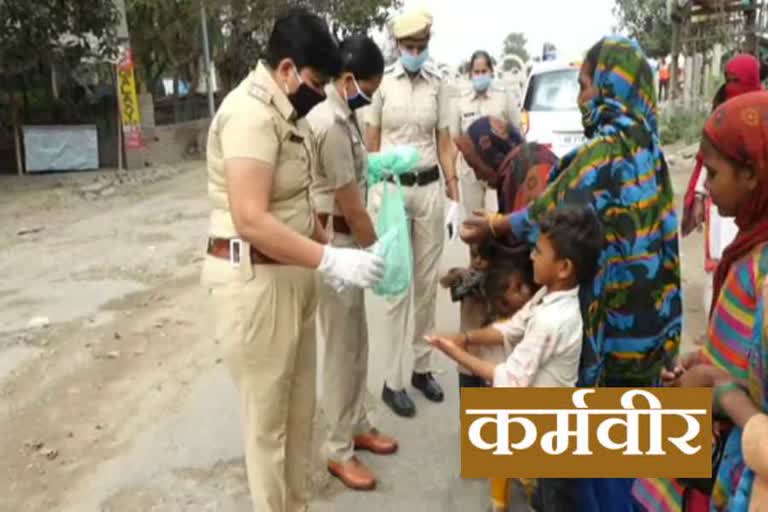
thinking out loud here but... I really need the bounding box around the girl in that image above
[681,54,763,315]
[636,91,768,511]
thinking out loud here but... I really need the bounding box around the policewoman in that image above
[307,35,398,491]
[365,8,462,418]
[201,11,383,512]
[451,50,521,215]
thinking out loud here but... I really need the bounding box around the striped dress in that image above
[633,243,768,511]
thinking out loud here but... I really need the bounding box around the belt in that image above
[206,237,279,265]
[318,213,352,235]
[386,165,440,187]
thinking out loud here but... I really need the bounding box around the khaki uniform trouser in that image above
[209,265,318,512]
[317,231,373,462]
[368,179,444,391]
[458,173,500,377]
[460,173,498,217]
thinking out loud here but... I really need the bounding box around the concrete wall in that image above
[141,118,210,166]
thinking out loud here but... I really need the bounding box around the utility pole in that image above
[113,0,144,170]
[114,0,129,171]
[200,0,216,118]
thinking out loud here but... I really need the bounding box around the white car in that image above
[520,61,586,158]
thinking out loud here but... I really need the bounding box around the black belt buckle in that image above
[399,172,417,186]
[391,166,438,187]
[418,166,439,186]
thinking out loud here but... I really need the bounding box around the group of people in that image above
[200,5,768,512]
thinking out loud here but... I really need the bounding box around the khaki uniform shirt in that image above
[307,84,367,217]
[205,61,315,240]
[450,83,521,181]
[366,60,450,170]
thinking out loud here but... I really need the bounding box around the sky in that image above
[393,0,620,67]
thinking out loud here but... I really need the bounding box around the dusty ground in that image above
[0,144,706,512]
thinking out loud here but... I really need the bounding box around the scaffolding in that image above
[669,0,767,99]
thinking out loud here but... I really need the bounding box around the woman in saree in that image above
[453,115,558,214]
[460,36,683,511]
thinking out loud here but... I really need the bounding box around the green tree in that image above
[127,0,402,94]
[127,0,207,94]
[613,0,672,57]
[318,0,401,39]
[0,0,118,74]
[501,32,529,71]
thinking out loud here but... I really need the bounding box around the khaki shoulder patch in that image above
[247,83,272,104]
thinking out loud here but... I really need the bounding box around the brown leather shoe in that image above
[328,457,376,491]
[353,429,398,455]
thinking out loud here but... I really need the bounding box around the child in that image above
[439,240,537,389]
[439,242,489,334]
[483,256,537,321]
[427,206,603,512]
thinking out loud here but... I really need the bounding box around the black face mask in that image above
[287,68,325,119]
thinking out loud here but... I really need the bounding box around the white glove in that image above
[317,246,385,289]
[445,200,464,242]
[323,274,346,293]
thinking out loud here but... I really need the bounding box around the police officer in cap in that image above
[365,8,462,418]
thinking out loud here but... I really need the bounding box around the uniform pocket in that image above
[273,131,312,201]
[200,252,255,285]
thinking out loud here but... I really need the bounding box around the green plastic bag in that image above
[367,145,419,298]
[367,145,420,186]
[372,177,413,298]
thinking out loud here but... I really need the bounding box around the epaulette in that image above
[247,83,272,104]
[422,62,441,78]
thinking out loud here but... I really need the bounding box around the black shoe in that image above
[411,372,444,402]
[382,384,416,418]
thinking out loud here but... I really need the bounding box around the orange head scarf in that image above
[706,91,768,314]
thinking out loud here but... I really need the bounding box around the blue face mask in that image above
[400,48,429,73]
[472,75,492,93]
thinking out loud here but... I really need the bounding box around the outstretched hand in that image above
[425,334,466,355]
[460,210,492,244]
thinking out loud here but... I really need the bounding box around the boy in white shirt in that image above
[426,206,603,511]
[427,206,602,387]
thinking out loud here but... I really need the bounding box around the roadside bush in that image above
[659,105,709,146]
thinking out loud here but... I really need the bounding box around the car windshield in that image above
[524,69,580,112]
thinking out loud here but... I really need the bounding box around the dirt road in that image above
[0,147,706,512]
